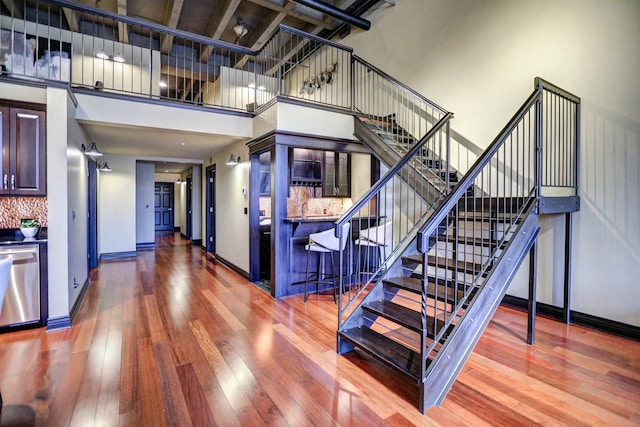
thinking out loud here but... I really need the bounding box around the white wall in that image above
[46,87,70,321]
[203,141,250,272]
[136,162,155,244]
[344,0,640,326]
[98,154,137,255]
[66,94,90,308]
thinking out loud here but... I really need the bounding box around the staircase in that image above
[334,73,580,412]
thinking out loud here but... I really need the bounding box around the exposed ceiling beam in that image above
[117,0,129,43]
[180,79,196,101]
[246,0,332,29]
[199,0,241,63]
[160,0,185,54]
[1,0,23,19]
[62,7,79,32]
[234,2,295,70]
[161,65,215,82]
[290,0,370,30]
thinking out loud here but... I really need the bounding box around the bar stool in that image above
[0,256,13,418]
[354,221,393,282]
[304,223,350,302]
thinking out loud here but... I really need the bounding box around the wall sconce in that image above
[98,162,111,172]
[226,154,240,166]
[82,143,103,157]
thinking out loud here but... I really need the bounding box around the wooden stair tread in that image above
[383,276,464,302]
[363,300,447,336]
[401,254,486,275]
[339,327,421,382]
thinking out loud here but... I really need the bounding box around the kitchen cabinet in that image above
[322,151,350,197]
[290,148,322,186]
[0,105,46,196]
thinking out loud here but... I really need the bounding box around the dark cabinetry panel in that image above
[323,151,350,197]
[0,105,46,196]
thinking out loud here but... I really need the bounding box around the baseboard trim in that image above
[46,316,72,332]
[136,242,155,250]
[210,252,250,279]
[173,227,180,232]
[501,295,640,342]
[100,251,137,261]
[69,277,90,325]
[191,239,202,246]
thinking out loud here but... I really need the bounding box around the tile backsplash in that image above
[0,197,48,229]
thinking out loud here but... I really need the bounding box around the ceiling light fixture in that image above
[159,81,167,88]
[96,51,109,60]
[112,54,125,63]
[81,142,103,157]
[226,154,240,166]
[233,19,248,40]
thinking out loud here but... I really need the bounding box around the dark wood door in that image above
[154,183,174,231]
[9,108,46,196]
[205,166,216,254]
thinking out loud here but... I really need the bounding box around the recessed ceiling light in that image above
[180,142,185,146]
[159,81,167,88]
[164,170,169,173]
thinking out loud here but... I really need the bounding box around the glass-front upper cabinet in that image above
[323,151,350,197]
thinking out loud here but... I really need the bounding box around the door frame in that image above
[205,164,216,254]
[87,159,98,269]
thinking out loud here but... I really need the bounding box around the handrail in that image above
[335,112,454,238]
[535,77,581,103]
[353,55,448,116]
[417,90,540,251]
[278,24,354,52]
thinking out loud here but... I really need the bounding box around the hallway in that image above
[0,233,638,426]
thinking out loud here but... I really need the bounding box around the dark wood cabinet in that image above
[322,151,350,197]
[0,106,46,196]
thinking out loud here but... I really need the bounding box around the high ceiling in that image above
[3,0,389,172]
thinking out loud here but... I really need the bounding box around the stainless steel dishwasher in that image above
[0,245,40,328]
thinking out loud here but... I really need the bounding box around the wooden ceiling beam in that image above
[1,0,23,19]
[117,0,129,44]
[62,7,79,33]
[246,0,332,29]
[161,64,215,82]
[160,0,185,54]
[199,0,241,63]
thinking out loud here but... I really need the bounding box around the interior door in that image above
[154,183,174,231]
[186,176,192,240]
[205,165,216,254]
[87,159,98,269]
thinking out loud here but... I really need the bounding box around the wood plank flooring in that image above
[1,232,639,426]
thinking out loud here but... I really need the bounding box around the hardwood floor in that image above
[1,232,639,426]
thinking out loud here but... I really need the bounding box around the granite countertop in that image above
[0,229,48,245]
[284,215,342,223]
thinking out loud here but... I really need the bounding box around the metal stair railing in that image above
[334,112,453,330]
[414,78,580,410]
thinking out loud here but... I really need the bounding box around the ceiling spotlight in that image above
[159,81,167,88]
[112,54,125,63]
[96,51,109,60]
[233,19,248,39]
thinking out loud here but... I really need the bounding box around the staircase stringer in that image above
[419,208,540,411]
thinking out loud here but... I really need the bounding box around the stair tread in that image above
[402,254,485,275]
[363,300,454,340]
[383,276,464,302]
[339,327,421,381]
